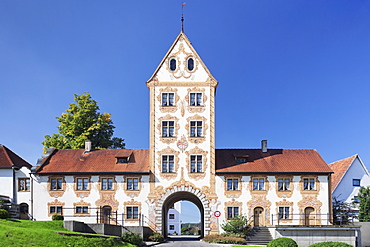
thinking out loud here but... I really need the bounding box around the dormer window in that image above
[169,58,177,71]
[236,157,247,163]
[187,57,194,71]
[117,157,129,164]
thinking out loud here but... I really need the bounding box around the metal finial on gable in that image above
[181,3,186,32]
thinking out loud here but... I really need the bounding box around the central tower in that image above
[146,32,218,235]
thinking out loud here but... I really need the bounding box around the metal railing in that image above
[271,213,355,226]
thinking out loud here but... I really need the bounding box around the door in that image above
[102,206,112,224]
[20,203,29,220]
[254,207,264,226]
[304,207,315,225]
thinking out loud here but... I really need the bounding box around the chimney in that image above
[261,140,267,153]
[85,139,91,153]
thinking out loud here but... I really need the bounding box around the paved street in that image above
[152,236,231,247]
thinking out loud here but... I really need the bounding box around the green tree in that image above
[332,196,353,225]
[221,214,250,237]
[358,186,370,222]
[42,93,125,151]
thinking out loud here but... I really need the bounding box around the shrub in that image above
[0,209,9,219]
[203,234,247,245]
[148,232,164,242]
[308,242,353,247]
[51,214,64,220]
[122,232,145,246]
[221,214,250,237]
[267,237,298,247]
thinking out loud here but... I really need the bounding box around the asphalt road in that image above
[153,236,231,247]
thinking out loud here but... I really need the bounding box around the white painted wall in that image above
[0,168,13,200]
[167,202,181,235]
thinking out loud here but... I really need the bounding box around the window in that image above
[101,178,113,190]
[169,58,177,71]
[169,214,175,219]
[18,178,30,191]
[169,225,175,230]
[76,206,89,214]
[162,93,174,106]
[51,178,63,190]
[227,207,239,219]
[50,206,63,215]
[162,155,174,173]
[303,178,315,190]
[353,179,361,186]
[190,93,202,106]
[127,178,139,190]
[227,179,239,190]
[190,121,202,137]
[278,207,290,219]
[126,206,139,219]
[353,196,360,204]
[187,57,194,71]
[253,178,265,190]
[162,121,175,137]
[278,178,290,191]
[76,178,89,190]
[236,157,247,163]
[117,157,128,164]
[190,155,202,173]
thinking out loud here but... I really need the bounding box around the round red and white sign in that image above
[214,211,221,217]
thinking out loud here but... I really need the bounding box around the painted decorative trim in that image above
[97,176,117,192]
[298,196,323,225]
[157,146,180,180]
[249,176,269,195]
[124,199,142,223]
[275,175,294,198]
[185,87,207,113]
[186,114,208,144]
[48,176,66,198]
[300,176,320,195]
[224,200,243,219]
[47,199,65,217]
[184,55,199,74]
[223,175,242,199]
[275,199,294,223]
[73,176,91,198]
[157,87,180,113]
[73,200,91,217]
[185,147,208,180]
[247,195,272,226]
[157,114,180,144]
[95,192,119,211]
[123,175,142,198]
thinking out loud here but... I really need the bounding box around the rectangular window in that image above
[101,178,113,190]
[227,207,239,219]
[18,178,30,191]
[162,155,174,173]
[126,206,139,219]
[169,225,175,230]
[353,196,360,203]
[227,179,239,190]
[190,155,202,173]
[76,178,89,190]
[162,121,175,137]
[278,207,290,219]
[76,206,89,214]
[303,178,315,190]
[236,157,247,163]
[253,178,265,190]
[162,93,174,106]
[117,157,128,164]
[169,214,175,219]
[278,178,290,191]
[51,178,63,190]
[127,178,139,190]
[353,179,361,186]
[50,206,63,215]
[190,93,202,106]
[190,121,202,137]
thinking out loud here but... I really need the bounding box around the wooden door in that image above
[102,206,112,224]
[254,207,264,226]
[20,203,29,220]
[304,207,315,225]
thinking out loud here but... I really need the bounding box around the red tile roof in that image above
[328,155,356,192]
[36,149,150,174]
[216,149,332,174]
[0,145,32,169]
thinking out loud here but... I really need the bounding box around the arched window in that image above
[187,57,194,71]
[169,58,177,71]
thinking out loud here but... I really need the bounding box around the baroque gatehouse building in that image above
[31,31,333,237]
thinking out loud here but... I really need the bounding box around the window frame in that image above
[49,206,63,215]
[126,206,139,220]
[227,206,239,219]
[75,206,89,214]
[162,92,175,107]
[190,155,203,173]
[162,121,175,138]
[227,178,239,191]
[169,214,175,219]
[127,177,139,191]
[169,57,177,71]
[117,157,129,164]
[253,178,265,191]
[278,206,290,220]
[18,178,30,192]
[162,155,175,173]
[303,178,316,190]
[353,179,361,186]
[278,178,291,191]
[189,93,202,106]
[187,57,195,71]
[50,177,63,191]
[76,177,89,191]
[101,177,114,190]
[190,121,203,137]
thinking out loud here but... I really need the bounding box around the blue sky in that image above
[1,1,370,221]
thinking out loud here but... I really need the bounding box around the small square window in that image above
[18,178,30,191]
[236,157,247,163]
[169,225,175,230]
[169,214,175,219]
[353,179,361,186]
[76,206,89,214]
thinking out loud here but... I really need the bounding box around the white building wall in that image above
[167,202,181,235]
[15,166,31,206]
[0,169,13,200]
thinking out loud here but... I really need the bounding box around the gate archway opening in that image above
[162,192,204,238]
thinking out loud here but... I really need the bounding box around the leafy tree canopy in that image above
[42,93,125,151]
[358,186,370,222]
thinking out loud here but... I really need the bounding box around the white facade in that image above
[167,202,181,235]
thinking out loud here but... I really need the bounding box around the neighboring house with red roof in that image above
[31,31,334,237]
[329,154,370,219]
[0,144,32,219]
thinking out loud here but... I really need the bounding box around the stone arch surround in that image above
[155,186,211,237]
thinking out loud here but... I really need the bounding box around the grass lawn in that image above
[0,219,135,247]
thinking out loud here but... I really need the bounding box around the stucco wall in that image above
[0,169,13,199]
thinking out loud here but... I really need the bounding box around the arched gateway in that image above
[155,186,211,237]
